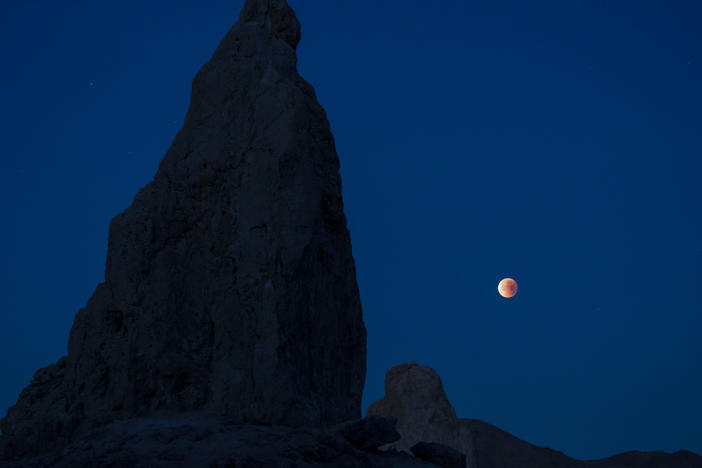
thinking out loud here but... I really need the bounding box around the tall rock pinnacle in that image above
[1,0,366,458]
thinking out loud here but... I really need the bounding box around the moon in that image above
[498,278,518,298]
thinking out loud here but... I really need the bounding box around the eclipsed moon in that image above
[498,278,518,298]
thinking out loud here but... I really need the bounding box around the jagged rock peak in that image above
[239,0,301,48]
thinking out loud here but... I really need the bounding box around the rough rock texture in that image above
[339,416,401,450]
[0,417,438,468]
[368,363,702,468]
[1,0,366,460]
[366,363,462,454]
[410,442,467,468]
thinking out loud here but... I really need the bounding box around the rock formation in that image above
[1,0,366,459]
[367,363,463,454]
[0,416,439,468]
[367,363,702,468]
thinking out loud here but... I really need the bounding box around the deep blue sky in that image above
[1,0,700,460]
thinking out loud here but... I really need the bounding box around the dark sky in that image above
[1,0,701,460]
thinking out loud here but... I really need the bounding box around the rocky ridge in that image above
[367,362,702,468]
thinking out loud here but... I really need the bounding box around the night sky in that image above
[1,1,701,460]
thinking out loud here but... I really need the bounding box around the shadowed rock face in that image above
[1,0,366,459]
[339,416,402,451]
[410,441,467,468]
[0,417,437,468]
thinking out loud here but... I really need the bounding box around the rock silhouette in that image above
[1,0,365,459]
[367,362,702,468]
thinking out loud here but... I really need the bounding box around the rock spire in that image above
[1,0,366,458]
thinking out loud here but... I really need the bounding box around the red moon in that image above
[498,278,518,298]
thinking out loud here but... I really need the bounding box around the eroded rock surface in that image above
[1,0,365,460]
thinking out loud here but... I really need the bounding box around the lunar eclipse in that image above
[498,278,518,298]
